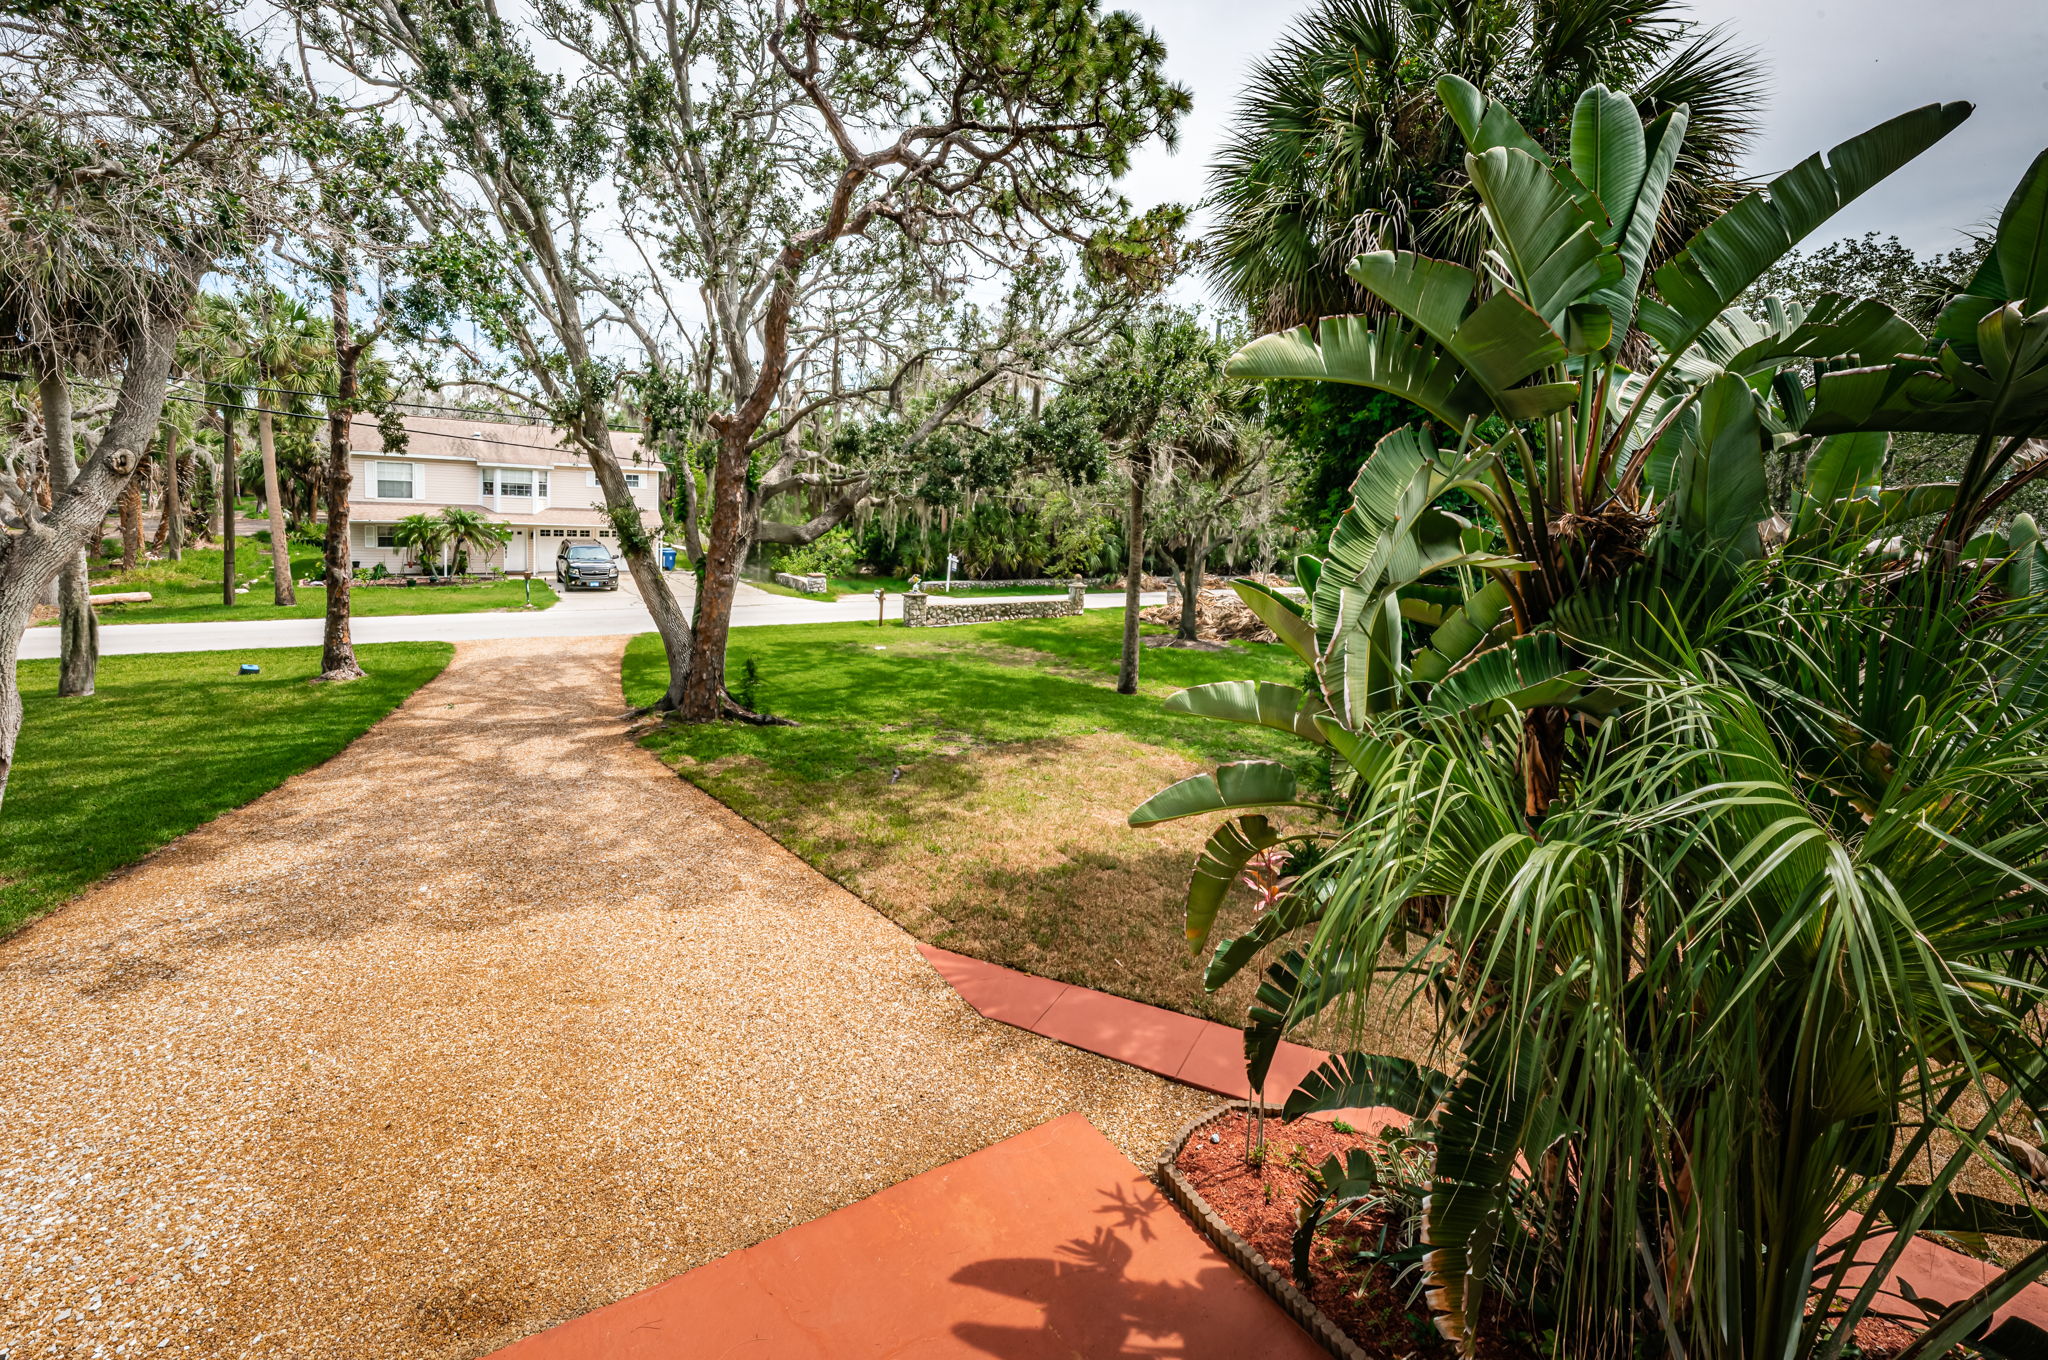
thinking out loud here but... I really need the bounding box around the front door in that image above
[505,530,527,573]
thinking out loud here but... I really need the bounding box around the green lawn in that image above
[50,541,557,625]
[622,611,1347,1023]
[1,643,452,934]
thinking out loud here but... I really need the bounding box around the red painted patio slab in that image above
[1821,1214,2048,1332]
[487,1114,1327,1360]
[916,944,1338,1104]
[1030,985,1210,1082]
[914,945,2048,1340]
[919,942,1071,1030]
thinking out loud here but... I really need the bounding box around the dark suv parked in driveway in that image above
[556,540,620,591]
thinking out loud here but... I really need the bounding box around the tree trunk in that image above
[119,470,142,571]
[257,406,295,606]
[158,426,184,558]
[678,453,705,567]
[39,364,98,698]
[220,408,238,607]
[680,424,752,719]
[1178,531,1206,642]
[0,308,182,811]
[320,283,364,682]
[1118,449,1149,696]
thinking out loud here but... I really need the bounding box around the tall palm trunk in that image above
[155,425,184,558]
[220,405,238,607]
[256,405,295,606]
[40,363,98,697]
[1118,447,1151,695]
[1177,530,1207,641]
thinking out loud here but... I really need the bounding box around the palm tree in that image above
[175,294,249,607]
[1059,310,1246,692]
[391,512,450,577]
[1130,82,2048,1358]
[1207,0,1763,332]
[238,289,331,606]
[438,507,509,575]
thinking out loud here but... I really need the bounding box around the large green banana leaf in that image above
[1654,372,1769,554]
[1411,579,1514,685]
[1466,146,1620,333]
[1436,73,1551,165]
[1184,814,1281,952]
[1937,147,2048,355]
[1228,578,1316,665]
[1807,305,2048,435]
[1227,315,1493,428]
[1128,760,1320,827]
[1792,431,1888,541]
[1677,293,1923,387]
[1601,105,1688,335]
[1638,101,1972,361]
[1166,680,1329,744]
[1423,632,1589,722]
[1569,84,1645,245]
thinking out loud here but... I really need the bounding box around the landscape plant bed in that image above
[1161,1103,1479,1359]
[1164,1108,1931,1360]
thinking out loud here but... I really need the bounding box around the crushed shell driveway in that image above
[0,636,1213,1359]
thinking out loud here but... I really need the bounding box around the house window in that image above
[585,472,643,489]
[537,472,549,497]
[374,461,419,498]
[481,469,495,495]
[498,470,535,498]
[372,524,396,548]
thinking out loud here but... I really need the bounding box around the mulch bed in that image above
[1174,1110,1532,1358]
[1175,1112,1930,1360]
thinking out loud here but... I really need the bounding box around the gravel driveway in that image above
[0,637,1212,1359]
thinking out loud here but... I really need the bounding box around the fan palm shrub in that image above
[438,507,509,576]
[391,512,450,576]
[1208,0,1763,331]
[1134,80,2048,1358]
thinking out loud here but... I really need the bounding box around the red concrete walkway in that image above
[917,945,1333,1103]
[916,945,2048,1339]
[488,1114,1326,1359]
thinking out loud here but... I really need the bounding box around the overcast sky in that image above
[1114,0,2048,305]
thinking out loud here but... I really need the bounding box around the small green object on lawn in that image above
[1,642,452,935]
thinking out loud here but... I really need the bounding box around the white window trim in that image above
[585,471,644,489]
[371,460,424,501]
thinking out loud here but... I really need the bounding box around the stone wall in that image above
[772,571,831,594]
[918,577,1103,591]
[902,581,1087,627]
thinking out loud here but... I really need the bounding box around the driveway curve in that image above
[0,637,1211,1359]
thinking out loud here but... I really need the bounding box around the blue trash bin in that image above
[661,545,678,571]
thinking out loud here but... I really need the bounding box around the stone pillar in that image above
[904,589,928,627]
[1066,579,1086,615]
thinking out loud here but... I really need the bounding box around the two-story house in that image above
[346,415,664,575]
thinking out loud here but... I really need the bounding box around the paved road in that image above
[18,577,1168,657]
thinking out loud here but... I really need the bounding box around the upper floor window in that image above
[484,467,547,498]
[374,461,420,499]
[585,471,644,489]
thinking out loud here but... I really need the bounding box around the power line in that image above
[61,376,663,463]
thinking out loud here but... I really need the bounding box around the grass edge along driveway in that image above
[1,642,453,935]
[621,611,1331,1024]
